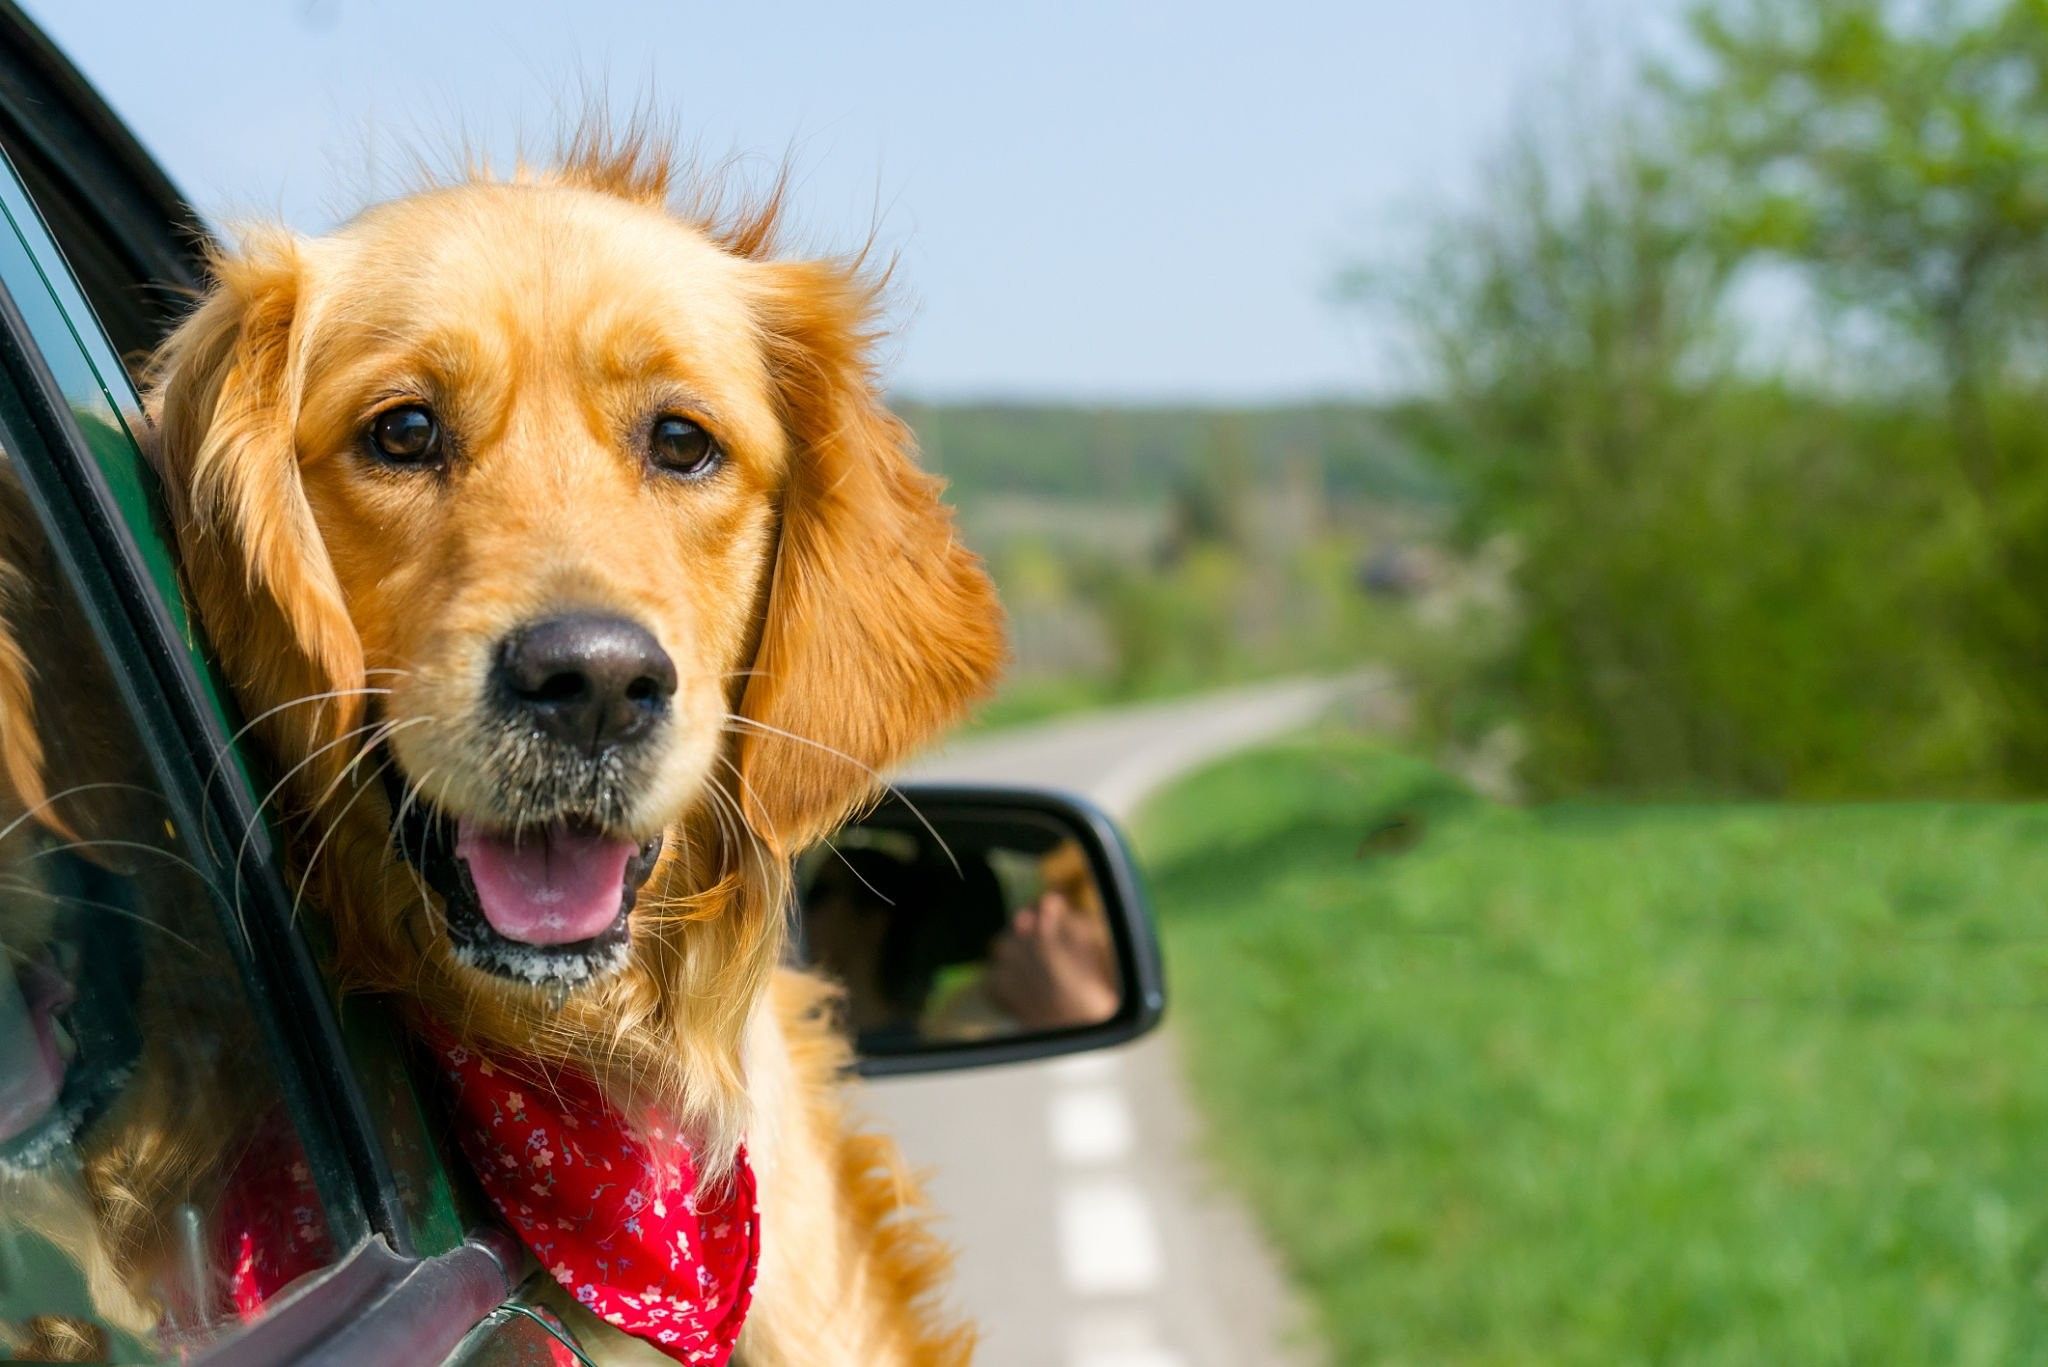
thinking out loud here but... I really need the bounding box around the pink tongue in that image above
[455,820,637,946]
[0,968,66,1143]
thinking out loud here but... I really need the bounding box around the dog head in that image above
[148,136,1004,1024]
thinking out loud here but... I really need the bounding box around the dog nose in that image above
[495,614,678,750]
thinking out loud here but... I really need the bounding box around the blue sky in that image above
[31,1,1684,402]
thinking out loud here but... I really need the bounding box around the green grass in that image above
[1138,733,2048,1365]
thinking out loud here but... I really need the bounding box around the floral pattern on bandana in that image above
[219,1110,337,1320]
[429,1033,760,1367]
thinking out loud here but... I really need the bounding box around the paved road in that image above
[869,675,1378,1367]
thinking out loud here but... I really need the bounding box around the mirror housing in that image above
[795,784,1166,1077]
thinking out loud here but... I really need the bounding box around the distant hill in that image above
[896,400,1448,508]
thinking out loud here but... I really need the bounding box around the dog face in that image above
[150,146,1006,1003]
[291,184,787,983]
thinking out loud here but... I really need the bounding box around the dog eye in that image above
[368,405,442,466]
[650,416,723,477]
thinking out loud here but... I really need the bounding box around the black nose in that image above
[494,614,677,751]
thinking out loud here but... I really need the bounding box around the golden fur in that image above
[138,124,1004,1363]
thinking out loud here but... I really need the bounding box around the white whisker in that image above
[719,713,958,872]
[0,780,164,850]
[285,716,435,932]
[0,875,202,953]
[228,717,402,928]
[201,685,395,805]
[27,839,220,895]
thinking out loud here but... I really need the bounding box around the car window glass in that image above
[0,439,347,1359]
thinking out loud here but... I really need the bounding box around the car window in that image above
[0,433,353,1357]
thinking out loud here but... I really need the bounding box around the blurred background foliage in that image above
[899,4,2048,1358]
[1365,0,2048,799]
[922,0,2048,803]
[904,398,1450,728]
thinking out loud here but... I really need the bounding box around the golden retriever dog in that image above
[142,122,1005,1364]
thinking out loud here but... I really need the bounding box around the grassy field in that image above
[1137,734,2048,1365]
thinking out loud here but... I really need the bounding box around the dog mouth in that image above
[383,763,664,988]
[0,875,141,1174]
[0,951,78,1160]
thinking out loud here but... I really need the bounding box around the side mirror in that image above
[795,784,1166,1076]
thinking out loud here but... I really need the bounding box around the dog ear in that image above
[148,233,366,778]
[735,259,1005,851]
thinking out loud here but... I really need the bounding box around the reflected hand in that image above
[985,891,1118,1031]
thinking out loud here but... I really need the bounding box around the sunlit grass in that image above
[1139,733,2048,1364]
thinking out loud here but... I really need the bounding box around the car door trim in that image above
[191,1235,519,1367]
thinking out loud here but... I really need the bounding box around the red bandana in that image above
[219,1110,338,1319]
[211,1041,756,1365]
[429,1033,760,1367]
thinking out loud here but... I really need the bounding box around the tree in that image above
[1339,1,2048,798]
[1675,0,2048,502]
[1675,0,2048,781]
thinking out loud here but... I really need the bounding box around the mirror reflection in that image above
[796,804,1123,1055]
[0,440,344,1360]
